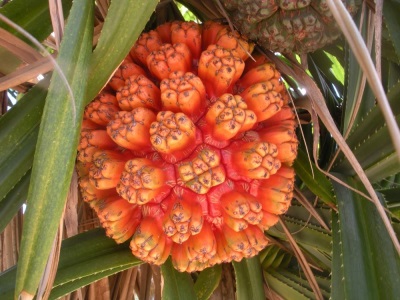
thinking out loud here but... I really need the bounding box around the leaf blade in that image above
[194,265,222,300]
[15,0,94,297]
[161,258,196,300]
[331,175,400,300]
[233,256,265,300]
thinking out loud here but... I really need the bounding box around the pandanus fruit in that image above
[77,21,298,272]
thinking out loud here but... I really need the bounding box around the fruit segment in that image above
[220,190,263,232]
[117,158,175,205]
[89,195,142,243]
[204,93,257,141]
[150,111,197,163]
[224,141,281,180]
[79,176,116,203]
[171,221,217,272]
[257,165,295,215]
[130,30,162,66]
[214,27,254,60]
[198,45,244,98]
[130,217,172,265]
[161,188,205,243]
[202,20,227,49]
[147,43,192,80]
[78,129,116,163]
[160,71,206,122]
[171,21,202,60]
[84,93,120,126]
[156,22,172,43]
[116,74,161,111]
[107,108,156,152]
[236,63,281,92]
[89,150,128,190]
[109,62,146,91]
[258,125,298,164]
[176,146,226,194]
[240,81,284,122]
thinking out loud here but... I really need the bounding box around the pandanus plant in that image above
[0,0,399,299]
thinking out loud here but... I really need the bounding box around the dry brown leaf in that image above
[0,214,21,272]
[88,278,110,300]
[48,0,65,50]
[93,23,104,47]
[209,264,235,300]
[151,265,162,300]
[0,54,55,92]
[64,171,79,238]
[96,0,110,20]
[138,264,152,300]
[36,216,63,300]
[374,0,383,79]
[112,267,138,300]
[0,27,42,64]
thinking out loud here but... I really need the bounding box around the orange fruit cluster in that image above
[77,20,298,272]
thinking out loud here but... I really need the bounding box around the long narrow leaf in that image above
[0,126,38,202]
[161,258,196,300]
[194,265,222,300]
[233,256,265,300]
[0,76,48,168]
[331,175,400,300]
[0,171,30,233]
[383,0,400,61]
[0,80,49,208]
[15,1,94,298]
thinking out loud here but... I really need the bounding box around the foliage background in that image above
[0,0,399,299]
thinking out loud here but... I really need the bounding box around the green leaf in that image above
[0,77,48,201]
[86,0,159,102]
[268,216,331,254]
[161,258,196,300]
[194,265,222,300]
[50,229,142,299]
[293,149,336,206]
[0,266,16,300]
[15,0,94,297]
[0,171,29,233]
[384,0,400,62]
[264,268,330,299]
[233,256,265,300]
[378,187,400,209]
[0,127,37,202]
[335,81,400,179]
[331,175,400,300]
[334,114,400,180]
[345,80,400,149]
[264,270,310,300]
[0,229,142,300]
